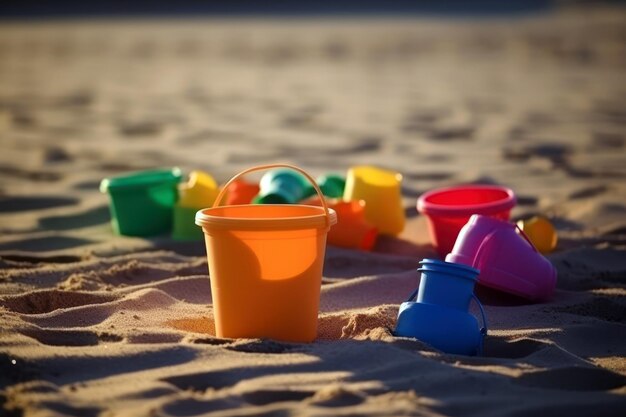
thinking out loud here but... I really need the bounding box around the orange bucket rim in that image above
[195,204,337,231]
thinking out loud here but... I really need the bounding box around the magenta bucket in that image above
[446,214,557,301]
[417,185,516,257]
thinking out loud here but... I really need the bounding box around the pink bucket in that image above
[417,185,516,257]
[446,215,557,301]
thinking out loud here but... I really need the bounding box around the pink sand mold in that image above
[446,214,557,301]
[417,184,516,257]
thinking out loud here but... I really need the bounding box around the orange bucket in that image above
[195,164,337,343]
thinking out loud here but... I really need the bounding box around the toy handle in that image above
[213,164,331,228]
[471,293,488,356]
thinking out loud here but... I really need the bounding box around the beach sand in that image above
[1,5,626,416]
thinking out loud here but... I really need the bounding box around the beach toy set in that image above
[249,165,406,250]
[101,168,219,240]
[395,184,558,355]
[415,184,558,301]
[100,165,558,352]
[100,164,404,250]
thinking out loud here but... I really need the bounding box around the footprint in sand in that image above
[163,372,232,392]
[0,289,117,315]
[242,389,315,406]
[126,332,183,344]
[161,397,243,416]
[483,337,550,359]
[19,328,111,347]
[226,339,296,354]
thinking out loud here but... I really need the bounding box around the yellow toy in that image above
[343,166,405,236]
[172,171,219,240]
[517,216,558,254]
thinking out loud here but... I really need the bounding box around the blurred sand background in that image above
[1,2,626,416]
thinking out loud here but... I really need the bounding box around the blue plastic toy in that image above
[395,259,487,356]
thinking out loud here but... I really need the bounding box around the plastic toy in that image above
[417,184,516,257]
[223,179,260,205]
[172,171,219,240]
[343,165,405,235]
[446,214,557,300]
[516,216,558,254]
[100,168,181,236]
[195,164,337,343]
[253,169,316,204]
[304,196,378,251]
[395,258,487,356]
[317,174,346,198]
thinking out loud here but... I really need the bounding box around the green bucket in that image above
[100,168,182,236]
[172,205,204,240]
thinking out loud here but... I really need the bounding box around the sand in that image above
[1,5,626,416]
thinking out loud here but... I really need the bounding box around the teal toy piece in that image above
[255,169,314,204]
[317,174,346,198]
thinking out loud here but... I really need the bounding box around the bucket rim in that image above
[417,184,516,217]
[195,204,337,231]
[100,167,182,193]
[419,258,480,279]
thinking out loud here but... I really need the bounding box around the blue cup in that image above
[395,259,487,356]
[417,259,479,311]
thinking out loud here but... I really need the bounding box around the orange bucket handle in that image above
[214,164,332,228]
